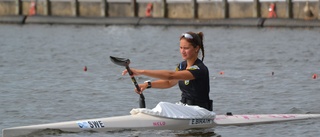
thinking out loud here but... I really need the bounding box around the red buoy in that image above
[84,66,87,72]
[219,71,224,75]
[312,74,317,79]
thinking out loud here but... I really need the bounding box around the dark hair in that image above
[180,32,205,61]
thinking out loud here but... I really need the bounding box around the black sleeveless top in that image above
[177,59,210,103]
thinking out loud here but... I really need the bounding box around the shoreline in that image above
[1,15,320,28]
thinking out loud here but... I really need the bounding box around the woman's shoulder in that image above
[195,59,208,70]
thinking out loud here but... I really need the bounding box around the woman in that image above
[122,31,212,111]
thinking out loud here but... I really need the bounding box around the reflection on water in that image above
[175,128,220,137]
[25,129,65,137]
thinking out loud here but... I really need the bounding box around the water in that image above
[0,24,320,137]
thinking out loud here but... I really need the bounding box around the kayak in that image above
[3,113,320,137]
[3,102,215,137]
[3,102,320,137]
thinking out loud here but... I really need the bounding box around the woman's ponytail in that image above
[197,32,205,61]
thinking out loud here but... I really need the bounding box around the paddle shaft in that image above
[125,66,146,108]
[109,56,146,108]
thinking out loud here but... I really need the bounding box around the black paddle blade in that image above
[110,56,130,66]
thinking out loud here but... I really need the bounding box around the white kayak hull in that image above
[2,113,215,137]
[3,113,320,137]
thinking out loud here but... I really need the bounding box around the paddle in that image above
[110,56,146,108]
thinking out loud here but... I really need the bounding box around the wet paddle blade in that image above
[110,56,130,66]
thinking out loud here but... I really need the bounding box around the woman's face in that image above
[179,38,198,60]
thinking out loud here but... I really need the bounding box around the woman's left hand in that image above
[122,68,140,76]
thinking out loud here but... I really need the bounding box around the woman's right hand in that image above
[135,83,148,94]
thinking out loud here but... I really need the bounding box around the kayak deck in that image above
[214,113,320,126]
